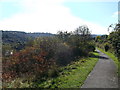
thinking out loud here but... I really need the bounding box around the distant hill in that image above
[2,31,54,44]
[2,31,27,44]
[2,30,104,44]
[26,32,54,38]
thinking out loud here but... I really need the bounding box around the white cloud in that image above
[0,0,108,34]
[85,22,108,34]
[112,11,120,18]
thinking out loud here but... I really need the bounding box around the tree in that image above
[57,25,95,57]
[108,23,120,58]
[74,25,91,43]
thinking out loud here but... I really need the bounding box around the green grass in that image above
[33,52,99,88]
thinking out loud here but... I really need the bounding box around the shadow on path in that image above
[93,51,99,53]
[90,55,109,59]
[89,50,109,59]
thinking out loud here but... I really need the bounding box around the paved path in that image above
[81,50,118,88]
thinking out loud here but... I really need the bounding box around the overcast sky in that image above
[0,0,119,34]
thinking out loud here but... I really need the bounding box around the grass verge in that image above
[33,52,99,88]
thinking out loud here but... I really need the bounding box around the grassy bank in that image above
[33,52,99,88]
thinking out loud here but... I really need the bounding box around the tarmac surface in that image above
[81,50,118,88]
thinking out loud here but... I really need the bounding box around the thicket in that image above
[2,25,95,87]
[96,23,120,59]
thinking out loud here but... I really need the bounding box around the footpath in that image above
[81,50,118,88]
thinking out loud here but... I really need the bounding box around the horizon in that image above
[0,0,119,34]
[1,30,108,35]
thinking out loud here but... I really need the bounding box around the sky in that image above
[0,0,119,34]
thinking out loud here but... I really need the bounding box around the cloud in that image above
[112,11,120,18]
[0,0,108,34]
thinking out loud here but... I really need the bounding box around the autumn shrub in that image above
[2,47,55,82]
[34,37,73,66]
[3,36,73,82]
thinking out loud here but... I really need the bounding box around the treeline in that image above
[96,23,120,59]
[3,25,95,85]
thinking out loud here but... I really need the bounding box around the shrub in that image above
[3,36,73,82]
[47,66,59,78]
[34,37,74,66]
[33,37,60,59]
[54,43,73,66]
[87,43,96,52]
[2,47,55,82]
[104,44,109,52]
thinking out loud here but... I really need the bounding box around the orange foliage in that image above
[3,47,55,82]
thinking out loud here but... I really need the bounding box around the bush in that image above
[33,37,60,59]
[3,36,74,82]
[34,37,74,66]
[2,47,55,82]
[104,44,109,52]
[87,43,96,52]
[54,43,73,66]
[47,66,59,78]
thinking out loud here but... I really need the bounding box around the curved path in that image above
[81,50,118,88]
